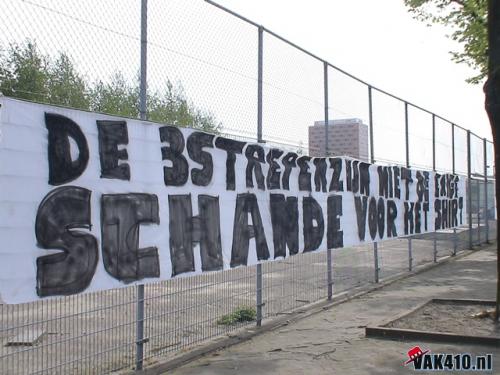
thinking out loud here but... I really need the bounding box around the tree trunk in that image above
[484,0,500,322]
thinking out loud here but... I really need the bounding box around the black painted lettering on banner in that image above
[35,186,97,297]
[401,167,413,200]
[281,152,298,190]
[45,113,89,185]
[377,197,385,238]
[354,196,368,241]
[101,193,160,282]
[186,132,215,186]
[404,202,415,235]
[168,194,223,276]
[387,199,398,237]
[230,193,270,267]
[393,166,401,199]
[368,197,377,240]
[327,195,343,248]
[303,197,324,252]
[159,126,188,186]
[328,157,343,192]
[97,120,130,180]
[266,149,283,190]
[359,162,370,196]
[297,156,312,191]
[245,144,265,190]
[270,194,299,258]
[215,137,245,190]
[313,158,328,192]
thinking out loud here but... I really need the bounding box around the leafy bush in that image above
[217,306,256,325]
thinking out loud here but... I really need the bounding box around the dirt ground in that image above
[388,301,500,338]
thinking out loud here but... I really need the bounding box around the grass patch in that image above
[217,306,256,325]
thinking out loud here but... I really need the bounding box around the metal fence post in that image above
[451,123,455,175]
[139,0,148,121]
[467,130,473,249]
[256,263,263,326]
[257,26,264,143]
[256,25,264,327]
[408,238,413,271]
[477,178,481,244]
[405,102,409,168]
[432,114,437,261]
[373,242,379,283]
[136,284,145,371]
[324,61,333,300]
[136,1,148,371]
[368,86,374,164]
[453,227,457,255]
[484,138,489,243]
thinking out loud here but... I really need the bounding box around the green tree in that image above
[47,53,90,110]
[0,41,49,101]
[0,40,221,134]
[404,0,487,84]
[405,0,500,321]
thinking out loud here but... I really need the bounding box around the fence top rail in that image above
[205,0,492,144]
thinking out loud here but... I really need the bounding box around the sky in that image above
[0,0,491,171]
[215,0,491,141]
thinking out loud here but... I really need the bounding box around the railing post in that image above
[453,227,457,256]
[139,0,148,121]
[484,138,489,243]
[323,60,333,300]
[256,263,263,326]
[373,242,379,283]
[136,2,148,371]
[467,130,473,249]
[451,123,456,175]
[477,178,481,244]
[405,102,410,168]
[368,86,375,164]
[432,114,437,262]
[136,284,145,371]
[257,26,264,143]
[408,238,413,271]
[256,25,265,327]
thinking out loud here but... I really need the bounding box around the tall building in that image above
[308,118,369,161]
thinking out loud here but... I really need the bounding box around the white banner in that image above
[0,97,466,303]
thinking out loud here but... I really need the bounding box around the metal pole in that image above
[452,123,455,174]
[139,0,148,121]
[256,25,264,327]
[136,284,145,371]
[368,86,375,164]
[324,61,333,300]
[327,248,333,300]
[477,178,481,244]
[432,114,436,171]
[484,138,489,243]
[432,114,437,261]
[136,2,147,371]
[453,227,457,256]
[324,61,329,157]
[405,102,410,168]
[467,130,473,249]
[257,26,264,143]
[373,242,379,283]
[256,263,263,326]
[408,238,413,271]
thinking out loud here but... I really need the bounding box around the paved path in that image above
[168,244,499,375]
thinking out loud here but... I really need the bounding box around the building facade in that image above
[308,118,369,161]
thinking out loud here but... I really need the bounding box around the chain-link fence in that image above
[0,1,496,374]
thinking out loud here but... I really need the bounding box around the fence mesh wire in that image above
[0,1,496,374]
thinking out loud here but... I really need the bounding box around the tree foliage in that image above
[404,0,487,84]
[0,40,221,133]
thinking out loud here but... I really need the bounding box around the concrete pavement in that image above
[165,244,499,375]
